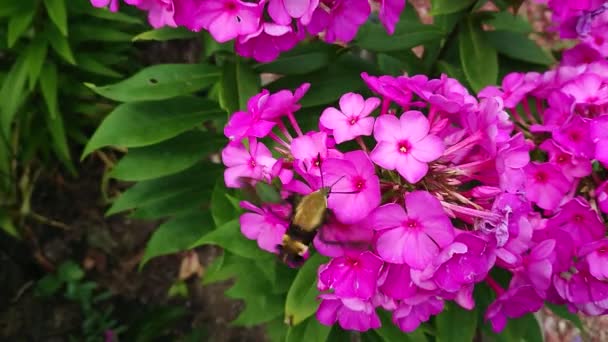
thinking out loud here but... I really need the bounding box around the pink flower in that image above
[291,132,342,177]
[540,140,592,181]
[375,0,406,35]
[596,181,608,214]
[579,239,608,281]
[323,151,381,224]
[561,73,608,105]
[239,201,289,253]
[370,191,455,269]
[268,0,318,25]
[392,296,444,333]
[379,263,418,299]
[221,139,276,188]
[318,251,384,299]
[316,295,381,332]
[320,93,380,144]
[370,112,445,184]
[173,0,263,42]
[495,133,532,192]
[307,0,371,43]
[91,0,120,11]
[485,282,544,332]
[523,162,571,210]
[224,90,277,141]
[519,239,556,292]
[235,22,301,62]
[591,115,608,166]
[552,116,594,158]
[546,198,605,246]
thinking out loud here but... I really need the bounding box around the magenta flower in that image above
[239,201,289,253]
[553,264,608,315]
[596,181,608,214]
[235,22,301,62]
[173,0,263,42]
[552,116,594,158]
[222,140,276,188]
[370,191,455,269]
[379,263,418,300]
[268,0,318,25]
[322,151,381,223]
[320,93,380,144]
[495,133,532,192]
[523,162,571,210]
[519,239,556,292]
[316,295,380,332]
[485,282,544,332]
[318,251,384,299]
[591,115,608,166]
[479,72,539,108]
[91,0,121,11]
[392,296,444,333]
[291,132,342,177]
[375,0,406,35]
[546,198,605,246]
[561,73,608,105]
[224,90,276,141]
[307,0,370,43]
[540,140,592,181]
[371,112,445,184]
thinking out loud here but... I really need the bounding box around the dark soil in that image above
[0,156,266,341]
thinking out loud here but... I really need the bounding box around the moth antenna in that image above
[317,152,325,188]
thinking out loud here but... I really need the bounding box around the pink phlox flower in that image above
[370,191,455,269]
[307,0,371,43]
[530,91,575,133]
[316,294,381,332]
[263,83,310,120]
[392,295,444,333]
[371,111,445,184]
[239,201,290,253]
[360,73,418,110]
[91,0,121,11]
[464,97,512,156]
[173,0,263,42]
[596,180,608,214]
[479,72,540,108]
[235,22,301,62]
[313,217,374,257]
[553,262,608,315]
[552,115,595,158]
[562,43,604,65]
[131,0,176,27]
[485,281,544,332]
[590,115,608,166]
[224,90,277,141]
[523,162,571,210]
[545,197,605,246]
[375,0,406,35]
[322,150,381,223]
[431,232,496,293]
[291,131,342,177]
[562,72,608,106]
[378,263,418,300]
[517,239,556,292]
[222,139,276,188]
[318,251,384,299]
[495,133,532,193]
[540,139,592,180]
[424,74,478,114]
[320,93,380,144]
[579,239,608,281]
[268,0,319,25]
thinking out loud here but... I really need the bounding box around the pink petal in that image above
[369,204,406,230]
[373,114,401,142]
[411,134,445,162]
[370,141,400,170]
[399,111,430,142]
[396,154,428,184]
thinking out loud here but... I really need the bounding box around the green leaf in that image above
[110,131,223,181]
[355,21,444,52]
[68,3,143,24]
[211,180,241,227]
[483,313,543,342]
[482,11,532,33]
[430,0,476,15]
[376,310,428,342]
[141,211,213,266]
[546,303,584,331]
[7,6,35,47]
[39,62,58,119]
[286,317,331,342]
[86,64,220,102]
[24,35,48,90]
[266,318,289,342]
[219,58,260,114]
[45,108,74,173]
[57,260,85,282]
[0,55,29,139]
[106,162,221,216]
[191,219,269,260]
[82,97,222,157]
[435,302,478,342]
[43,0,68,36]
[133,27,198,41]
[485,30,555,65]
[458,17,498,92]
[255,42,338,75]
[285,253,328,326]
[46,23,76,64]
[76,54,123,78]
[70,24,133,42]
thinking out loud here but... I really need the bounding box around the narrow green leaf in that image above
[141,211,214,266]
[111,131,223,181]
[46,23,76,64]
[376,310,428,342]
[435,302,478,342]
[286,317,331,342]
[484,30,555,65]
[68,3,143,24]
[210,180,241,227]
[255,42,338,75]
[458,17,498,92]
[76,54,123,78]
[191,220,269,259]
[0,55,29,138]
[43,0,68,36]
[285,253,328,326]
[7,7,35,47]
[24,35,48,90]
[482,11,532,33]
[133,27,198,41]
[86,64,220,102]
[39,62,59,119]
[70,24,133,42]
[82,97,222,157]
[219,58,260,114]
[430,0,476,15]
[266,318,289,342]
[355,21,444,52]
[45,109,74,173]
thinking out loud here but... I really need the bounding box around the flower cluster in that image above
[478,43,608,330]
[542,0,608,56]
[218,70,565,332]
[90,0,406,62]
